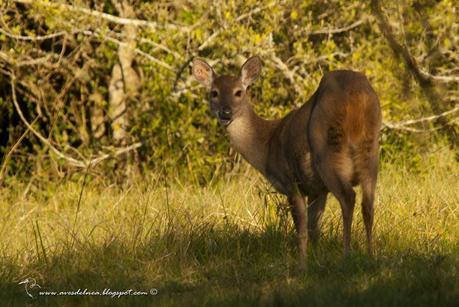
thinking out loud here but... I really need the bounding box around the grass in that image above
[0,149,458,306]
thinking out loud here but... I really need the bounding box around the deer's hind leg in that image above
[357,142,379,256]
[313,151,356,255]
[307,192,328,246]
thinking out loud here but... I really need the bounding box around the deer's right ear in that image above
[192,58,214,88]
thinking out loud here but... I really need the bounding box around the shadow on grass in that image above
[1,224,457,306]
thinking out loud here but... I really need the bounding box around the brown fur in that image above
[192,57,382,260]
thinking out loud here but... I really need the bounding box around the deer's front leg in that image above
[288,194,307,260]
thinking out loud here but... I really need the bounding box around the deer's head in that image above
[192,56,262,127]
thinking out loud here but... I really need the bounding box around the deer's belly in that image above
[266,173,290,195]
[265,154,323,197]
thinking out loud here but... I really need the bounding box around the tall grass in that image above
[0,149,458,306]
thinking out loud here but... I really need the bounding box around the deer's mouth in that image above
[217,110,233,126]
[218,117,232,126]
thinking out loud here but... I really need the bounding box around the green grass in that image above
[0,150,458,306]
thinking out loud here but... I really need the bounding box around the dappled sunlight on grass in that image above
[0,151,458,306]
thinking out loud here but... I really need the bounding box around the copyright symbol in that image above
[150,288,158,295]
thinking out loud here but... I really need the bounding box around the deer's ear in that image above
[192,58,214,88]
[240,56,262,89]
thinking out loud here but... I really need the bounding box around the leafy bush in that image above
[0,0,457,182]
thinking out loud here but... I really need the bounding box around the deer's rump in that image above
[307,70,382,187]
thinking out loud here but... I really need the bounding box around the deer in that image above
[192,56,382,260]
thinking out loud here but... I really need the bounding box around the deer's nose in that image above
[219,108,232,119]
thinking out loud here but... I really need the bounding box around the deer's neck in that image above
[226,106,279,175]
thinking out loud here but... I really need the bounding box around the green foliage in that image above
[0,0,457,181]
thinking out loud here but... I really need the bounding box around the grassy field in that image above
[0,149,458,306]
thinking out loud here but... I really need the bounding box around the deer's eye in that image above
[211,90,218,98]
[234,89,243,97]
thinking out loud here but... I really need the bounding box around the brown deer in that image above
[192,56,382,259]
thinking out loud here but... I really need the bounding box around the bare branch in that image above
[12,0,185,31]
[371,0,458,147]
[383,118,459,133]
[0,27,83,41]
[0,26,176,71]
[0,117,38,184]
[419,69,459,83]
[383,105,459,132]
[139,37,183,59]
[11,76,87,168]
[81,30,175,71]
[287,52,350,65]
[197,2,276,51]
[10,75,142,168]
[175,3,278,92]
[235,2,277,22]
[90,143,142,166]
[0,27,64,41]
[198,30,221,51]
[0,50,53,67]
[268,53,304,95]
[309,18,368,35]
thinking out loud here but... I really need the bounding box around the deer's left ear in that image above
[240,56,262,89]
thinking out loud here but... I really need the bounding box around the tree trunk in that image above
[108,0,140,177]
